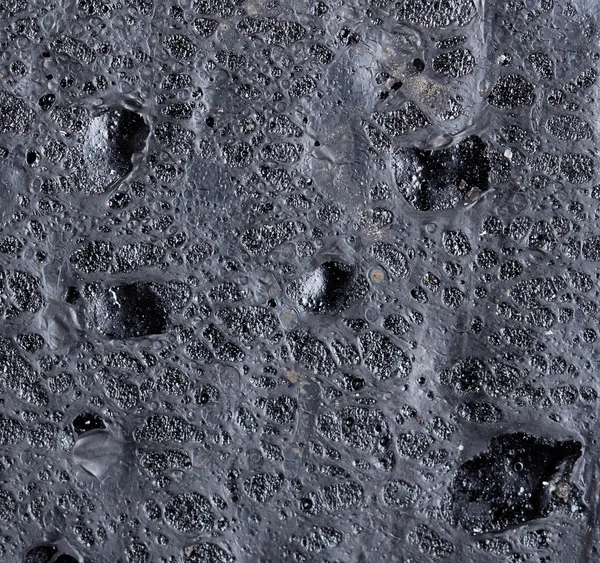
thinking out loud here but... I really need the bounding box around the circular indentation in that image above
[365,308,378,322]
[280,309,297,329]
[26,151,38,166]
[300,497,313,511]
[412,58,425,73]
[369,268,385,284]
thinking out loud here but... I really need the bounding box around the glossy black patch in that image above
[452,432,582,534]
[92,283,169,339]
[72,412,106,435]
[394,135,490,211]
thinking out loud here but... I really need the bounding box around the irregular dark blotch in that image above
[235,407,258,435]
[156,368,190,395]
[396,0,476,27]
[139,450,191,475]
[287,330,335,375]
[432,49,475,77]
[452,432,581,534]
[193,0,234,17]
[488,75,535,109]
[164,493,214,533]
[237,17,306,45]
[215,50,246,70]
[567,67,597,93]
[261,142,302,163]
[397,431,432,458]
[92,283,169,339]
[499,259,523,281]
[51,105,90,133]
[410,525,454,557]
[321,481,364,511]
[528,220,556,252]
[6,270,44,313]
[183,543,235,563]
[215,306,277,344]
[241,221,298,255]
[440,357,489,393]
[373,102,429,137]
[155,122,195,155]
[509,276,566,308]
[110,243,162,273]
[529,52,554,80]
[318,406,391,453]
[550,385,578,406]
[371,242,409,278]
[221,142,253,167]
[394,136,489,211]
[301,526,343,552]
[442,286,465,309]
[309,43,334,65]
[364,124,391,152]
[126,543,150,563]
[51,34,95,63]
[193,17,219,37]
[583,237,600,261]
[289,76,317,98]
[0,415,24,445]
[187,341,213,364]
[560,153,594,184]
[163,34,197,59]
[0,489,16,520]
[265,396,297,424]
[70,241,114,273]
[442,230,471,256]
[383,314,410,336]
[161,102,194,120]
[457,401,504,423]
[383,479,421,507]
[269,115,303,137]
[545,115,592,141]
[133,414,203,443]
[53,555,78,563]
[0,235,24,254]
[15,333,44,352]
[436,36,467,50]
[243,472,284,502]
[162,73,192,90]
[0,90,34,134]
[358,331,412,380]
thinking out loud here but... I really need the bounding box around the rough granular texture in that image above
[0,0,598,561]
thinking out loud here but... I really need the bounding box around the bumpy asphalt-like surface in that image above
[0,0,599,561]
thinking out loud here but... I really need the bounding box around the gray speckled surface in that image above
[0,0,598,561]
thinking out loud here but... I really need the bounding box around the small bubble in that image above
[554,481,570,499]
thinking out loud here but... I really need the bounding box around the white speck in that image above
[109,288,121,308]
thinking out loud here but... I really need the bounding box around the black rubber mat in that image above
[0,0,598,561]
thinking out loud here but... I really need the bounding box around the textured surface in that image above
[0,0,599,561]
